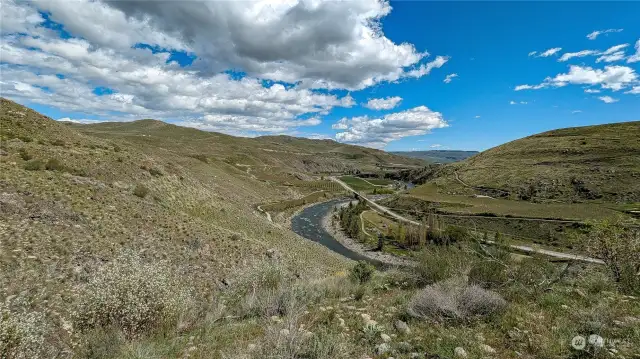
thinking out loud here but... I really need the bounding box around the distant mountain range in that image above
[390,150,479,163]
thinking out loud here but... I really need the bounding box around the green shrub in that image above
[18,135,32,143]
[443,226,469,243]
[148,167,163,177]
[18,148,32,161]
[468,260,508,288]
[133,184,149,198]
[45,158,65,171]
[73,253,191,338]
[506,257,560,299]
[412,247,472,287]
[580,220,640,295]
[349,261,375,284]
[353,285,367,301]
[24,159,43,171]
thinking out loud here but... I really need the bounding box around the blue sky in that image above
[2,1,639,151]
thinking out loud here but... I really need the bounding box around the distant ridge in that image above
[391,150,479,163]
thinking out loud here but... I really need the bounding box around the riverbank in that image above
[321,201,415,267]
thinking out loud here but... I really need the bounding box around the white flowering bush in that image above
[73,253,192,338]
[0,297,50,359]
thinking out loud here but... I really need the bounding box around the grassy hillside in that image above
[391,150,479,163]
[0,98,352,347]
[74,120,426,180]
[384,122,640,250]
[411,122,640,204]
[2,99,639,359]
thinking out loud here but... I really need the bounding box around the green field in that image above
[407,183,623,221]
[339,175,376,191]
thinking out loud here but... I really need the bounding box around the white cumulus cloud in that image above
[363,96,403,110]
[625,86,640,94]
[515,65,637,92]
[0,0,450,137]
[627,39,640,63]
[333,106,448,148]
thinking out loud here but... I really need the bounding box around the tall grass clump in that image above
[73,253,192,338]
[226,261,297,318]
[248,321,350,359]
[0,297,51,359]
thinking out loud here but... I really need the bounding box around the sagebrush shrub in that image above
[407,277,506,320]
[73,253,191,338]
[458,285,507,316]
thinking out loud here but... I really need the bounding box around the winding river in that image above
[291,199,383,266]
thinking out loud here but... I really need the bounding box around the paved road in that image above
[330,176,420,226]
[329,176,604,265]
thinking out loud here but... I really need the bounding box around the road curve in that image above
[329,176,604,265]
